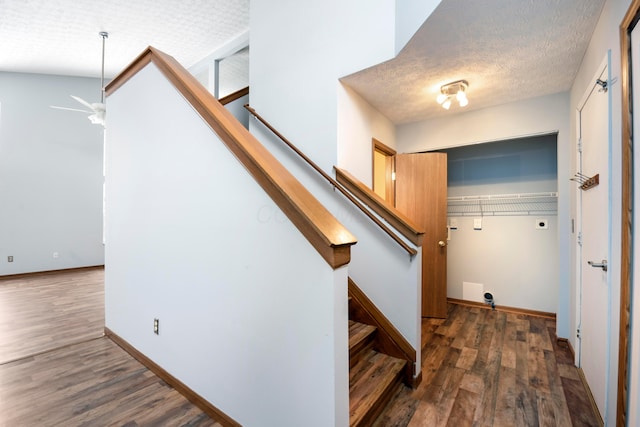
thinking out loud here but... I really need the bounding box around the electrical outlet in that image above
[153,318,159,335]
[8,256,13,262]
[53,252,59,259]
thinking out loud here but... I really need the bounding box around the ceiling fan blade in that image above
[50,105,92,113]
[70,95,96,111]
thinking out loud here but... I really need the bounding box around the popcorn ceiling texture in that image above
[341,0,606,124]
[0,0,249,78]
[0,0,604,123]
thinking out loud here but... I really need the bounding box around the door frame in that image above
[619,3,639,425]
[372,138,396,205]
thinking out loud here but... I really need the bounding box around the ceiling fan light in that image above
[459,97,469,107]
[456,89,466,102]
[442,99,452,110]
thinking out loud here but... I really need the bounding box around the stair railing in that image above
[244,104,418,258]
[106,48,356,268]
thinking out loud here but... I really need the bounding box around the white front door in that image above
[577,60,610,420]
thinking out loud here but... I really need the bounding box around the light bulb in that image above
[456,89,466,102]
[459,97,468,107]
[437,93,447,104]
[442,99,451,110]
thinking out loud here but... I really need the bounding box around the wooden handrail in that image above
[334,168,424,246]
[219,86,249,106]
[105,47,356,268]
[244,105,418,258]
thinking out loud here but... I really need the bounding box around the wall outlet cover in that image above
[474,218,482,230]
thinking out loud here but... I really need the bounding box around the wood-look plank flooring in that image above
[0,268,219,427]
[1,269,601,426]
[0,268,104,364]
[374,303,601,427]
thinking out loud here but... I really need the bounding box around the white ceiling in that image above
[0,0,605,124]
[0,0,249,78]
[342,0,606,123]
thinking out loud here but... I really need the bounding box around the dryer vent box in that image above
[536,218,549,229]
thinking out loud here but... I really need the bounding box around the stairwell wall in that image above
[250,0,424,374]
[105,62,349,427]
[337,84,397,187]
[395,0,442,54]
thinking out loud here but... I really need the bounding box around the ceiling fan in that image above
[51,31,108,127]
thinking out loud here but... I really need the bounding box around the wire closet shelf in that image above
[447,192,558,216]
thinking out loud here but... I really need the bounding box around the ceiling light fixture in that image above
[437,80,469,109]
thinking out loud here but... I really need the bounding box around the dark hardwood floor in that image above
[374,303,602,427]
[0,268,220,427]
[1,268,600,426]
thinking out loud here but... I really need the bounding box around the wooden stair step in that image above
[349,321,376,368]
[349,349,406,427]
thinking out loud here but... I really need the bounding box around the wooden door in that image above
[395,152,448,318]
[577,61,611,420]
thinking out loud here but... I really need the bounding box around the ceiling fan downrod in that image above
[99,31,108,103]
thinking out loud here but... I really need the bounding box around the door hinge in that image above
[577,232,583,247]
[391,172,396,181]
[577,328,581,339]
[578,138,583,153]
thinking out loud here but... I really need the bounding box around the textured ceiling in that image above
[0,0,249,78]
[1,0,605,124]
[342,0,606,124]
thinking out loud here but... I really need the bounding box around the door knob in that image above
[588,259,607,272]
[438,240,446,247]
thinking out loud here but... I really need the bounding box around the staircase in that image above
[348,320,407,426]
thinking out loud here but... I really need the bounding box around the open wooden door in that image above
[395,153,448,318]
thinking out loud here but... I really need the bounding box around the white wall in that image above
[447,216,559,313]
[250,0,397,174]
[568,0,631,423]
[223,93,250,128]
[398,92,570,152]
[397,92,572,337]
[250,117,423,375]
[443,135,559,313]
[337,84,396,186]
[105,63,349,427]
[337,190,422,368]
[0,72,104,275]
[250,0,424,374]
[395,0,442,54]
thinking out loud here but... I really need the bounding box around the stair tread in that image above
[349,349,406,427]
[349,320,376,353]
